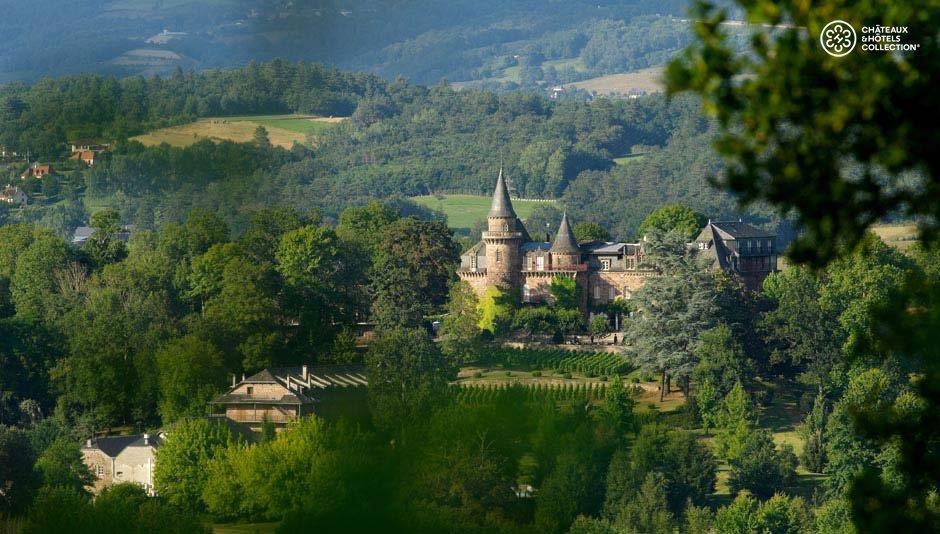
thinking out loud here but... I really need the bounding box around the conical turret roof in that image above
[551,212,581,254]
[488,167,517,218]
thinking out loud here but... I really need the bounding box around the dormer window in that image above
[246,386,254,395]
[600,258,611,271]
[502,223,509,231]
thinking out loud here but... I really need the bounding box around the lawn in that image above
[411,194,556,232]
[131,115,343,149]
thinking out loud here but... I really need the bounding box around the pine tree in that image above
[799,394,828,473]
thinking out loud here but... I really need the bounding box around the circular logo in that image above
[820,20,857,57]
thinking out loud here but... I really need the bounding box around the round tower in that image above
[483,168,523,290]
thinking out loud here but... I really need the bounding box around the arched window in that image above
[496,249,501,263]
[523,285,530,302]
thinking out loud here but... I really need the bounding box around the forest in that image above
[1,0,937,531]
[1,60,751,242]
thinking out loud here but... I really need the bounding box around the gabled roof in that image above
[550,212,581,254]
[488,167,517,218]
[710,221,775,239]
[84,433,162,457]
[242,369,279,384]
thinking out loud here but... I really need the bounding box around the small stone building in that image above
[0,185,27,207]
[82,433,163,495]
[210,364,368,432]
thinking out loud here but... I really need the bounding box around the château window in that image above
[496,249,501,263]
[96,465,104,477]
[246,386,254,396]
[608,287,616,300]
[600,258,611,271]
[593,286,601,299]
[502,223,509,232]
[523,285,530,302]
[536,256,545,271]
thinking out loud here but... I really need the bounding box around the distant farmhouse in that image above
[0,145,17,159]
[459,170,778,312]
[69,141,109,167]
[21,163,52,179]
[210,364,368,432]
[0,185,27,207]
[82,432,163,495]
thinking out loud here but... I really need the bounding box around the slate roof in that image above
[84,433,162,457]
[488,167,517,218]
[521,242,551,252]
[211,364,368,406]
[550,212,581,254]
[710,221,775,239]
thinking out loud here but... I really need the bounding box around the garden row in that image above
[478,347,632,377]
[453,382,609,404]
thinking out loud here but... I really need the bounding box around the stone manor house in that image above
[458,170,778,310]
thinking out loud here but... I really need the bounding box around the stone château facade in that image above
[458,170,655,311]
[458,170,779,311]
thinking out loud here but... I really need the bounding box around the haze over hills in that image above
[0,0,726,90]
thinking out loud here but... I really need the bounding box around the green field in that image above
[411,194,556,231]
[132,114,343,149]
[613,153,646,166]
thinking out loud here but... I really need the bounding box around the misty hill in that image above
[0,0,709,90]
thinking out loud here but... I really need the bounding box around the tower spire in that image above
[551,211,580,254]
[488,166,516,218]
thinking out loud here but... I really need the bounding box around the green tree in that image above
[34,438,93,493]
[714,492,759,534]
[625,230,719,400]
[253,125,272,150]
[572,222,611,243]
[155,335,225,423]
[637,204,705,241]
[369,218,458,329]
[439,281,482,364]
[549,276,580,310]
[602,378,635,437]
[715,382,757,461]
[800,394,828,473]
[85,208,127,267]
[153,419,233,512]
[610,472,674,534]
[10,234,73,320]
[478,285,516,336]
[728,430,798,499]
[588,315,608,342]
[365,328,453,438]
[335,201,399,254]
[0,425,39,514]
[693,324,752,396]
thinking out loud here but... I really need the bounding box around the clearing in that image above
[131,114,343,149]
[566,66,665,96]
[871,223,918,250]
[411,194,556,232]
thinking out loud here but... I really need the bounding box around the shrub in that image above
[563,372,572,379]
[532,370,542,377]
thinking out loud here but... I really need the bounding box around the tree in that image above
[10,234,73,320]
[625,230,719,400]
[153,419,233,512]
[610,472,674,534]
[572,222,611,243]
[34,438,93,493]
[365,328,453,438]
[253,125,272,150]
[728,430,797,499]
[535,453,604,534]
[713,493,759,534]
[588,315,608,342]
[668,3,939,525]
[549,276,579,310]
[0,425,39,514]
[335,201,399,254]
[693,324,751,395]
[478,286,515,336]
[155,335,226,423]
[715,382,757,461]
[602,378,636,436]
[637,204,705,241]
[438,281,482,364]
[85,208,127,267]
[800,394,828,473]
[369,218,459,329]
[524,204,563,241]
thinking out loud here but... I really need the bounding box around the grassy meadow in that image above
[567,65,665,96]
[131,114,343,149]
[411,194,556,232]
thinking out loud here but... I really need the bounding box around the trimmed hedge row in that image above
[479,347,632,376]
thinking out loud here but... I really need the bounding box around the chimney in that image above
[302,365,308,381]
[143,433,150,446]
[242,373,246,382]
[86,439,92,448]
[232,374,237,387]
